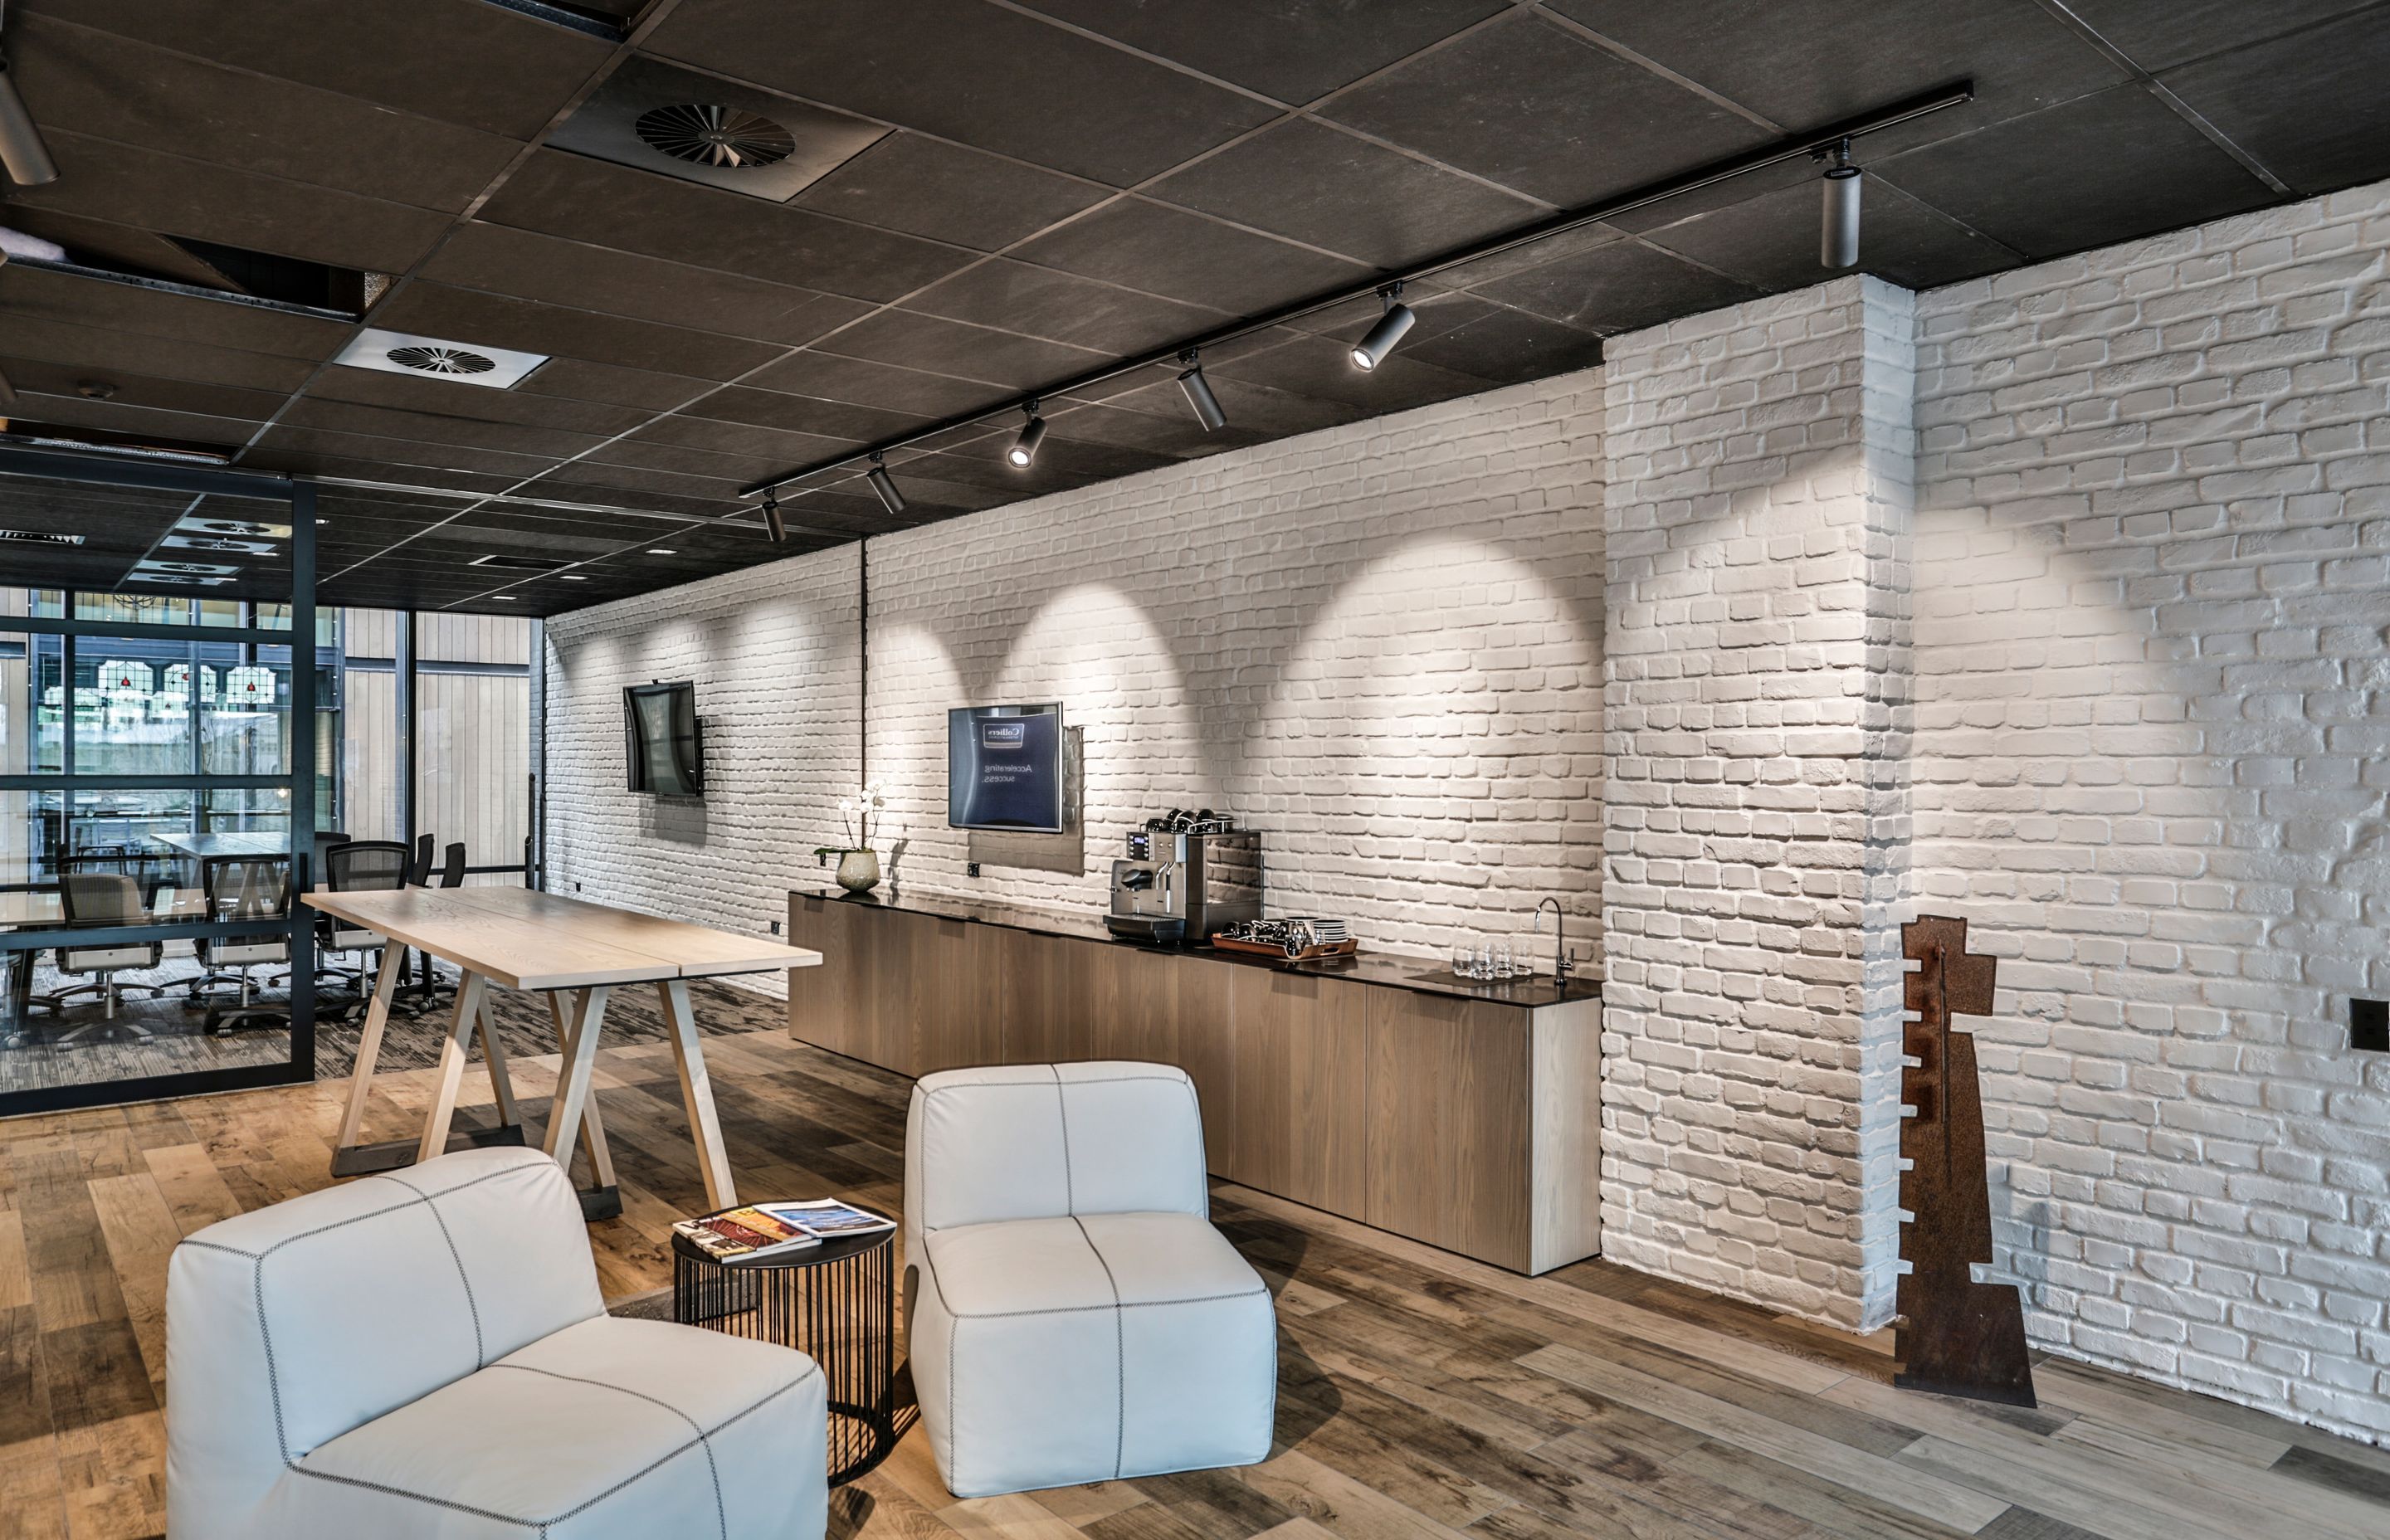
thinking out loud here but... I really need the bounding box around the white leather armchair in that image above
[167,1147,829,1540]
[905,1062,1275,1499]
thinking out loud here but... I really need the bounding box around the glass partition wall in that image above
[0,452,320,1115]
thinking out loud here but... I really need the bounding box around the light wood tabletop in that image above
[305,885,820,1211]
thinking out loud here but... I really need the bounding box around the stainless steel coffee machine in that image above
[1106,812,1262,943]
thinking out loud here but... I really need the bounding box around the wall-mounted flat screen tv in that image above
[949,704,1065,832]
[624,681,704,797]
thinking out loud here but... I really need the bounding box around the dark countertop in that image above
[789,882,1602,1009]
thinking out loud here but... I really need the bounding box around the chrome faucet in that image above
[1534,897,1573,983]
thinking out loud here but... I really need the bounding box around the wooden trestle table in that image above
[305,885,820,1215]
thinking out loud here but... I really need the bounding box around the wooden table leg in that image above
[417,972,489,1166]
[658,977,736,1211]
[546,991,617,1189]
[333,943,412,1153]
[475,993,522,1131]
[541,984,610,1174]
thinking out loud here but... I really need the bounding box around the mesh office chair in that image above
[407,832,436,887]
[50,868,165,1039]
[318,841,409,1006]
[438,841,466,888]
[196,855,293,1035]
[398,843,473,1017]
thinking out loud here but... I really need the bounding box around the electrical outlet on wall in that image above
[2353,998,2388,1052]
[770,919,782,934]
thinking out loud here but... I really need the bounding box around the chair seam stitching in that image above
[382,1170,485,1368]
[1072,1216,1127,1482]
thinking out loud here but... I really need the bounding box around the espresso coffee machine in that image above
[1106,812,1262,943]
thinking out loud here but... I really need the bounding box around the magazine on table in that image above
[672,1198,895,1265]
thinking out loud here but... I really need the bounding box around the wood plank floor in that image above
[0,1019,2383,1540]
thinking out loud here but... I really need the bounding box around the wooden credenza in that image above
[788,890,1601,1274]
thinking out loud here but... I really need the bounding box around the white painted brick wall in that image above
[1911,183,2390,1442]
[546,369,1607,992]
[1600,275,1918,1330]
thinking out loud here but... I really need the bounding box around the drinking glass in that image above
[1494,942,1514,980]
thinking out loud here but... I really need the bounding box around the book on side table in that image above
[673,1199,896,1265]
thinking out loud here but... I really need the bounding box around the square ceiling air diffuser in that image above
[546,55,888,202]
[332,327,550,389]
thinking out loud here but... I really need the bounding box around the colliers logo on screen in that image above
[981,722,1027,748]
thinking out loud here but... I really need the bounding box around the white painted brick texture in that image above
[1600,275,1918,1331]
[547,370,1607,990]
[1911,183,2390,1442]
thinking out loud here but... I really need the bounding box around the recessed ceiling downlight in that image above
[636,104,797,168]
[332,328,548,389]
[387,344,496,376]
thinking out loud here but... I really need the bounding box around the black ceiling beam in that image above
[739,80,1974,504]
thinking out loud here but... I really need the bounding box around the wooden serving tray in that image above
[1210,935,1359,962]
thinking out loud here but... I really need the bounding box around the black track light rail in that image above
[739,80,1973,505]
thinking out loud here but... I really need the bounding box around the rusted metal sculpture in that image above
[1895,915,2036,1406]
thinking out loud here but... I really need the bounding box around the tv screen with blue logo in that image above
[948,704,1065,832]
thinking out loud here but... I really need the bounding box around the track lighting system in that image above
[1006,401,1047,469]
[733,82,1972,509]
[1349,284,1417,373]
[0,56,58,188]
[761,490,786,543]
[1177,350,1227,431]
[866,451,905,514]
[1819,137,1861,269]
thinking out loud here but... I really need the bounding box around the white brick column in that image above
[1601,275,1917,1329]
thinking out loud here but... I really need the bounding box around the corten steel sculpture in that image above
[1895,915,2036,1406]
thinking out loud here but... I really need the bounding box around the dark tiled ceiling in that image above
[0,0,2383,615]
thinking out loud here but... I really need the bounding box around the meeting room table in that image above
[305,885,819,1216]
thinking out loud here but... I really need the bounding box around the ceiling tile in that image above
[791,133,1113,251]
[1382,302,1607,385]
[13,16,521,212]
[419,225,872,347]
[2048,0,2379,74]
[236,447,519,495]
[0,208,237,288]
[303,367,656,437]
[640,0,1280,186]
[3,394,263,449]
[511,358,714,416]
[1875,85,2276,260]
[1641,177,2015,292]
[277,397,611,461]
[1047,398,1273,459]
[814,309,1108,392]
[629,414,860,466]
[1324,10,1774,207]
[367,281,787,382]
[1102,371,1368,439]
[2157,9,2390,194]
[678,385,936,445]
[578,438,790,484]
[1147,119,1546,269]
[1013,0,1506,105]
[744,349,1018,418]
[12,0,617,140]
[1546,0,2126,141]
[0,358,289,423]
[0,264,350,360]
[1011,197,1377,315]
[478,150,978,302]
[900,259,1231,353]
[8,131,455,274]
[1469,236,1761,333]
[250,424,555,482]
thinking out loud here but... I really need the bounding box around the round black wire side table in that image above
[671,1208,916,1486]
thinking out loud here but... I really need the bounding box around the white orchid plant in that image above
[817,782,886,860]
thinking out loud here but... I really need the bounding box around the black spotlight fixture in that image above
[1006,399,1047,468]
[761,489,787,543]
[1350,282,1416,373]
[1176,348,1227,431]
[1820,137,1861,269]
[0,58,57,188]
[866,451,905,514]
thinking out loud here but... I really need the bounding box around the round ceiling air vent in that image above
[387,344,497,376]
[635,103,797,168]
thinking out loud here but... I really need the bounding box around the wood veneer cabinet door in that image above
[1229,967,1368,1218]
[1365,991,1534,1271]
[1003,930,1099,1065]
[787,895,865,1062]
[1176,957,1236,1175]
[909,915,1007,1075]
